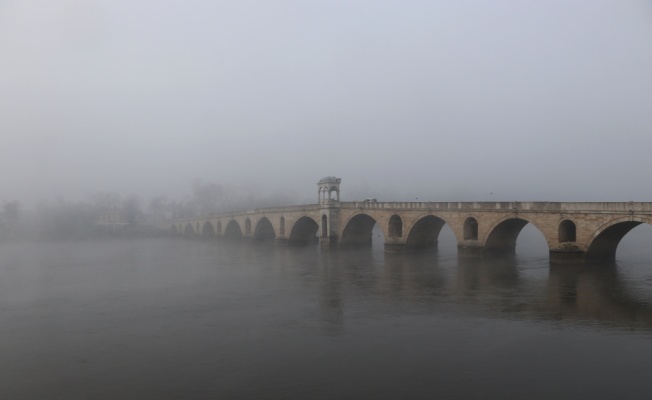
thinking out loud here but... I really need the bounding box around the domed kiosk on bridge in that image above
[318,176,342,249]
[318,176,341,204]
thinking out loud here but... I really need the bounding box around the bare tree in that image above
[3,200,20,222]
[192,180,226,214]
[122,195,142,226]
[92,192,122,211]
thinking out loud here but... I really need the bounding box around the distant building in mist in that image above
[0,214,8,240]
[94,208,129,231]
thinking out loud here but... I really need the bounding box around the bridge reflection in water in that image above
[163,177,652,263]
[268,243,652,334]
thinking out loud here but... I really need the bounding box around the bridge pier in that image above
[320,235,338,250]
[458,242,522,258]
[384,242,406,253]
[457,241,485,258]
[550,250,586,264]
[275,237,289,246]
[548,243,585,264]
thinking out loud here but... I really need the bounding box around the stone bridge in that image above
[160,177,652,262]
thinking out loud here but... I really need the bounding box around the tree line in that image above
[0,180,298,241]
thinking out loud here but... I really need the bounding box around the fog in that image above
[1,1,651,208]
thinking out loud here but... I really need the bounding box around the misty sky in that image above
[1,1,651,206]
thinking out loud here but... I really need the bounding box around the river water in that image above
[1,225,652,399]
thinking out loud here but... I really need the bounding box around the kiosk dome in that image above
[317,177,341,204]
[318,176,341,185]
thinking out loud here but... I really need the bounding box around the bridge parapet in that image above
[343,201,524,211]
[556,202,652,213]
[224,204,320,217]
[342,201,652,213]
[169,204,321,222]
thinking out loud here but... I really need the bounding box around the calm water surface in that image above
[2,227,652,399]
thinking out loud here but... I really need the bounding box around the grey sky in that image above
[1,0,651,205]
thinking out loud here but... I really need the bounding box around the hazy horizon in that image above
[2,1,651,207]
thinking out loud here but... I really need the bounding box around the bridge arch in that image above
[217,220,222,234]
[224,220,243,240]
[463,217,479,240]
[388,214,402,238]
[405,214,449,250]
[245,219,252,236]
[288,216,319,246]
[584,216,651,260]
[183,223,195,237]
[483,216,547,256]
[253,217,276,243]
[202,221,215,237]
[558,219,576,242]
[340,213,376,248]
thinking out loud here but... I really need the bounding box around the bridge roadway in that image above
[161,200,652,263]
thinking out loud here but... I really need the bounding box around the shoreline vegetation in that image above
[0,181,298,242]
